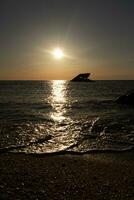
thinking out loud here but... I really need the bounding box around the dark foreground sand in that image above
[0,152,134,200]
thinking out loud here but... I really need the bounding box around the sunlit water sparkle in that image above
[0,80,134,154]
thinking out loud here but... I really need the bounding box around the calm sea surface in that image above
[0,80,134,154]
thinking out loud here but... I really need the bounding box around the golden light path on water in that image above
[36,80,77,153]
[22,80,74,154]
[49,80,68,122]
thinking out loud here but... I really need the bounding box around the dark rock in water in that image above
[115,92,134,106]
[71,73,93,82]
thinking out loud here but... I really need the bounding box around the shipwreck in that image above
[71,73,93,82]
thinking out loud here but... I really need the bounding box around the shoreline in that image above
[0,152,134,199]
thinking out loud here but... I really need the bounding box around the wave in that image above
[0,104,134,155]
[0,102,52,109]
[0,134,52,153]
[0,132,134,155]
[1,146,134,155]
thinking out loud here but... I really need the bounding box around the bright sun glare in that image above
[53,48,64,59]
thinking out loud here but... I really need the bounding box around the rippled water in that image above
[0,80,134,154]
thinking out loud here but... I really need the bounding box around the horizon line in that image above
[0,79,134,81]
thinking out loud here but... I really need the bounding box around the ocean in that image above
[0,80,134,154]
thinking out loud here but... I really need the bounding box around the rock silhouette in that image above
[115,92,134,106]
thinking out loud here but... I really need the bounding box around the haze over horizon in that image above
[0,0,134,80]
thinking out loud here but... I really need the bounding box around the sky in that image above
[0,0,134,80]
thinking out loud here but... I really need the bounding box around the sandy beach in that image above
[0,152,134,200]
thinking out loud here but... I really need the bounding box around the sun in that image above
[53,48,64,59]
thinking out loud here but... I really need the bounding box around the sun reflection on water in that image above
[49,80,68,122]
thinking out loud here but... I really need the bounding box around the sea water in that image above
[0,80,134,154]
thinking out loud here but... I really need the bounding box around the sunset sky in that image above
[0,0,134,80]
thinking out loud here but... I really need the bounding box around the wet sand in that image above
[0,152,134,200]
